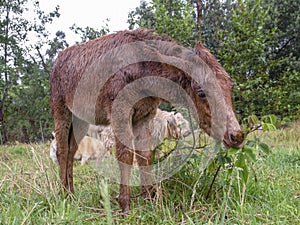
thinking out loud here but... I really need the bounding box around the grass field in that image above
[0,122,299,224]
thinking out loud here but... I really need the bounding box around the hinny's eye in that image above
[197,88,206,98]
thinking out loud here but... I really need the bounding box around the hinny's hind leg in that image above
[54,105,88,193]
[53,105,72,192]
[66,116,89,192]
[116,138,134,214]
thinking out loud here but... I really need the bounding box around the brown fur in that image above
[50,28,244,213]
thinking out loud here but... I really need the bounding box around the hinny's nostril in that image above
[230,134,237,143]
[225,131,245,148]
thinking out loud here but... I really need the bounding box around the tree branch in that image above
[36,46,51,75]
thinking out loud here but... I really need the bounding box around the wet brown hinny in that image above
[50,28,244,214]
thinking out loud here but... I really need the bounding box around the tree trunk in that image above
[0,8,10,144]
[195,0,203,39]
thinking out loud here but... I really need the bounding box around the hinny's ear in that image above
[194,41,211,65]
[194,41,205,51]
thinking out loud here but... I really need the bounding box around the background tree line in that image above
[0,0,299,144]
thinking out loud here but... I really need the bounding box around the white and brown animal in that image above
[50,133,108,165]
[92,109,181,151]
[86,109,182,149]
[86,124,102,139]
[149,109,181,147]
[93,125,115,151]
[171,111,191,137]
[50,29,244,213]
[50,109,179,166]
[92,109,182,164]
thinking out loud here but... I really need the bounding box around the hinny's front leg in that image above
[135,149,153,199]
[133,120,154,200]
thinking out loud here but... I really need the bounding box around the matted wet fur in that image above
[50,28,244,214]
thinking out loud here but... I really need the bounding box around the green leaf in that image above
[246,114,259,125]
[243,146,257,162]
[262,114,277,125]
[235,153,246,168]
[241,164,249,183]
[246,140,256,147]
[235,153,249,183]
[259,142,270,154]
[227,147,240,156]
[224,156,232,164]
[262,123,276,132]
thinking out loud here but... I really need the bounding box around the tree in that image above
[200,0,237,55]
[218,0,300,120]
[127,0,236,53]
[128,0,299,121]
[216,0,275,118]
[263,0,300,78]
[0,0,25,142]
[45,31,69,70]
[70,20,110,43]
[128,0,156,29]
[0,0,59,143]
[128,0,198,47]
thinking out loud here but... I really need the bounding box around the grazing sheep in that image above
[85,109,181,151]
[91,109,181,151]
[51,109,183,165]
[50,125,114,166]
[49,136,58,164]
[86,124,102,139]
[150,109,181,147]
[50,135,108,165]
[96,125,115,151]
[171,111,191,137]
[50,109,181,166]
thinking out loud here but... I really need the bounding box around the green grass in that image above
[0,122,299,224]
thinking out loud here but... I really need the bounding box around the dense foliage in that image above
[0,0,60,143]
[128,0,300,122]
[0,0,299,143]
[0,0,108,143]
